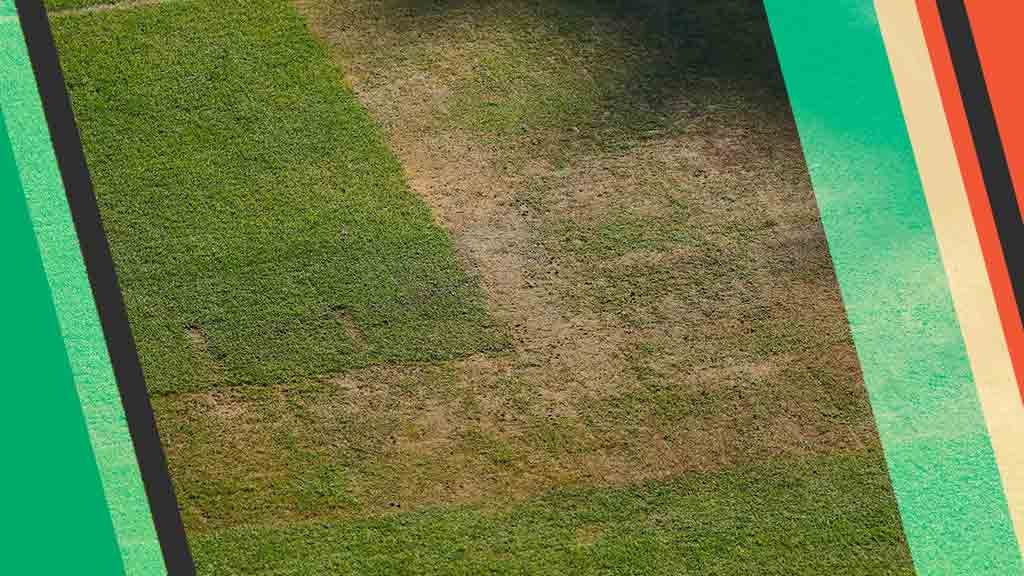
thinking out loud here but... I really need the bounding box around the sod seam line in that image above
[48,0,187,17]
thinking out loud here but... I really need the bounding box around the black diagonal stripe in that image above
[937,0,1024,328]
[13,1,195,574]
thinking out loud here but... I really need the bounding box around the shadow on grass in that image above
[340,0,790,146]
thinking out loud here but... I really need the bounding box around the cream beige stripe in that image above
[876,0,1024,551]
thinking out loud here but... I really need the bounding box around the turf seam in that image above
[49,0,184,17]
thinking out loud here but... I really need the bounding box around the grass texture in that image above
[53,0,506,394]
[51,0,913,573]
[191,452,913,575]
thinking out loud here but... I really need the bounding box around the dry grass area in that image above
[52,0,913,571]
[151,0,890,531]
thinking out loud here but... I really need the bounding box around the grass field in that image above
[53,0,505,396]
[52,0,913,573]
[190,454,910,575]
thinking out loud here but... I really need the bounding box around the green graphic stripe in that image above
[763,1,1022,574]
[0,11,165,576]
[2,105,126,574]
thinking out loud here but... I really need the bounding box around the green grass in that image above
[53,0,506,394]
[52,0,912,574]
[150,343,879,532]
[191,452,912,575]
[46,0,120,10]
[342,0,786,162]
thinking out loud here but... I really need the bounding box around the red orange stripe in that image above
[962,1,1024,221]
[916,0,1024,403]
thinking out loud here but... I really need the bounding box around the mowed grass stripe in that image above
[52,0,507,394]
[190,452,912,576]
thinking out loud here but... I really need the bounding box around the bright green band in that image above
[2,90,128,575]
[1,7,164,575]
[762,1,1021,573]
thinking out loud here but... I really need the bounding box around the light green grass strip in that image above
[0,11,164,576]
[763,0,1022,573]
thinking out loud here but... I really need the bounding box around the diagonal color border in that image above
[763,0,1022,573]
[935,1,1024,398]
[1,84,128,576]
[6,0,194,573]
[0,7,162,574]
[877,0,1024,553]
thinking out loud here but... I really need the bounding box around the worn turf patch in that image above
[189,452,912,575]
[155,345,879,530]
[282,0,901,521]
[52,0,911,573]
[52,0,507,394]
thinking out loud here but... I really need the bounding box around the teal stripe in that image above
[1,105,127,575]
[0,11,165,576]
[762,1,1022,573]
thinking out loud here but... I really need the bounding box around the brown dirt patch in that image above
[156,0,886,530]
[334,309,368,351]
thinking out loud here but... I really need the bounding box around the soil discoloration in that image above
[156,0,886,529]
[185,323,211,353]
[334,309,368,351]
[160,336,875,527]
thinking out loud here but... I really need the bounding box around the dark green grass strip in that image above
[51,0,506,394]
[191,451,912,575]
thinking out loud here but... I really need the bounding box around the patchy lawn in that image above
[53,0,506,395]
[191,452,913,576]
[279,0,895,519]
[52,0,911,573]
